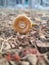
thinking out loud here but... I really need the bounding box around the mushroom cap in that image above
[13,15,33,34]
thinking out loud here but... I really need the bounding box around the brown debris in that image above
[0,9,49,65]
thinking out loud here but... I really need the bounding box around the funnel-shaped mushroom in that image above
[13,15,33,34]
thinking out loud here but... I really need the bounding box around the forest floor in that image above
[0,8,49,65]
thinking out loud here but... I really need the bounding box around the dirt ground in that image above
[0,8,49,65]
